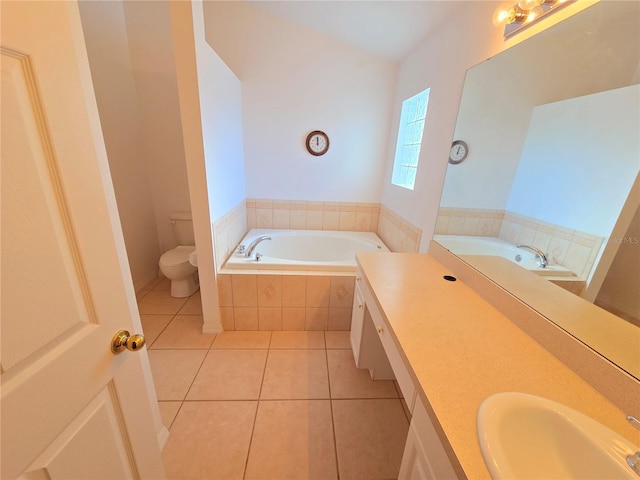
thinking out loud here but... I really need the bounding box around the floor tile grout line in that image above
[242,332,272,479]
[324,343,341,479]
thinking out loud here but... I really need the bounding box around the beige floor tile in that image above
[140,276,165,291]
[260,350,329,399]
[187,349,267,400]
[178,290,202,315]
[244,400,338,480]
[163,401,257,480]
[150,315,214,350]
[158,401,182,429]
[139,314,173,347]
[148,350,206,401]
[325,331,351,349]
[332,399,409,480]
[270,331,326,349]
[212,331,272,349]
[137,290,188,315]
[327,350,398,399]
[153,277,172,290]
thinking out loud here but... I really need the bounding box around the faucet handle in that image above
[236,244,246,254]
[627,415,640,429]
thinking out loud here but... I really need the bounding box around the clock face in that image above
[448,140,468,164]
[306,130,329,156]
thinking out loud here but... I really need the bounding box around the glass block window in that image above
[391,88,430,190]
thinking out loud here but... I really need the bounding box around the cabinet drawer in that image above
[362,286,416,413]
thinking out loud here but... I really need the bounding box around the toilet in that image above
[159,212,199,297]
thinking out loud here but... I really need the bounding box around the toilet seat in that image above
[160,246,196,267]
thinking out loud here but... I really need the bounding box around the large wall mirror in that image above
[435,1,639,379]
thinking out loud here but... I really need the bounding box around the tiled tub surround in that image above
[213,200,422,267]
[212,201,421,331]
[246,199,421,253]
[217,273,356,331]
[436,207,604,283]
[212,201,249,270]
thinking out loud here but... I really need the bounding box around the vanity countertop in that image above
[356,252,640,479]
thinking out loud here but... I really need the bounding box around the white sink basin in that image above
[477,392,639,479]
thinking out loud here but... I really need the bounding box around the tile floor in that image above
[138,277,410,479]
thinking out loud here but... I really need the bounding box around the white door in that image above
[1,1,165,478]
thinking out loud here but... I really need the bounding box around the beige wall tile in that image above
[234,307,259,330]
[328,308,352,331]
[306,276,331,307]
[256,208,272,228]
[282,275,306,307]
[306,210,323,230]
[257,275,282,307]
[247,208,256,229]
[323,210,340,230]
[272,209,290,229]
[330,277,355,308]
[259,307,282,331]
[355,212,372,232]
[220,306,235,331]
[306,307,329,330]
[217,274,233,307]
[232,274,257,307]
[289,210,307,229]
[282,307,306,330]
[339,211,356,231]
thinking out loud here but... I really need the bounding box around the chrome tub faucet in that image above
[244,235,271,259]
[517,245,548,268]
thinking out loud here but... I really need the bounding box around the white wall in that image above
[508,85,640,236]
[79,1,161,290]
[194,8,245,221]
[203,1,397,203]
[380,1,505,251]
[123,1,192,253]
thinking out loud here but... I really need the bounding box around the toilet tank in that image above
[170,212,195,246]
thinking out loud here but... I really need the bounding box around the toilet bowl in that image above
[159,246,199,297]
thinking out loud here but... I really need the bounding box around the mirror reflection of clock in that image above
[448,140,468,164]
[306,130,330,156]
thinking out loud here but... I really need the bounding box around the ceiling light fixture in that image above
[493,0,574,39]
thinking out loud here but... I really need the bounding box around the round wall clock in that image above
[306,130,330,156]
[448,140,469,164]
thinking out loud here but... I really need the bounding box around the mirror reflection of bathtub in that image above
[434,2,640,379]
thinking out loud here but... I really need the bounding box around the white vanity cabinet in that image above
[399,396,458,480]
[350,264,458,480]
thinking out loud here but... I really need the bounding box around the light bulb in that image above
[518,0,542,10]
[492,4,513,26]
[525,5,544,22]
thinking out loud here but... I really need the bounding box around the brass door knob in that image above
[111,329,146,354]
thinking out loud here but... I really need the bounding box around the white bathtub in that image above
[223,229,389,272]
[434,235,575,277]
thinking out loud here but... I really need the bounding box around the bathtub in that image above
[223,229,389,272]
[433,235,575,277]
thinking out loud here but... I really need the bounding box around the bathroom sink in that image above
[477,392,639,479]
